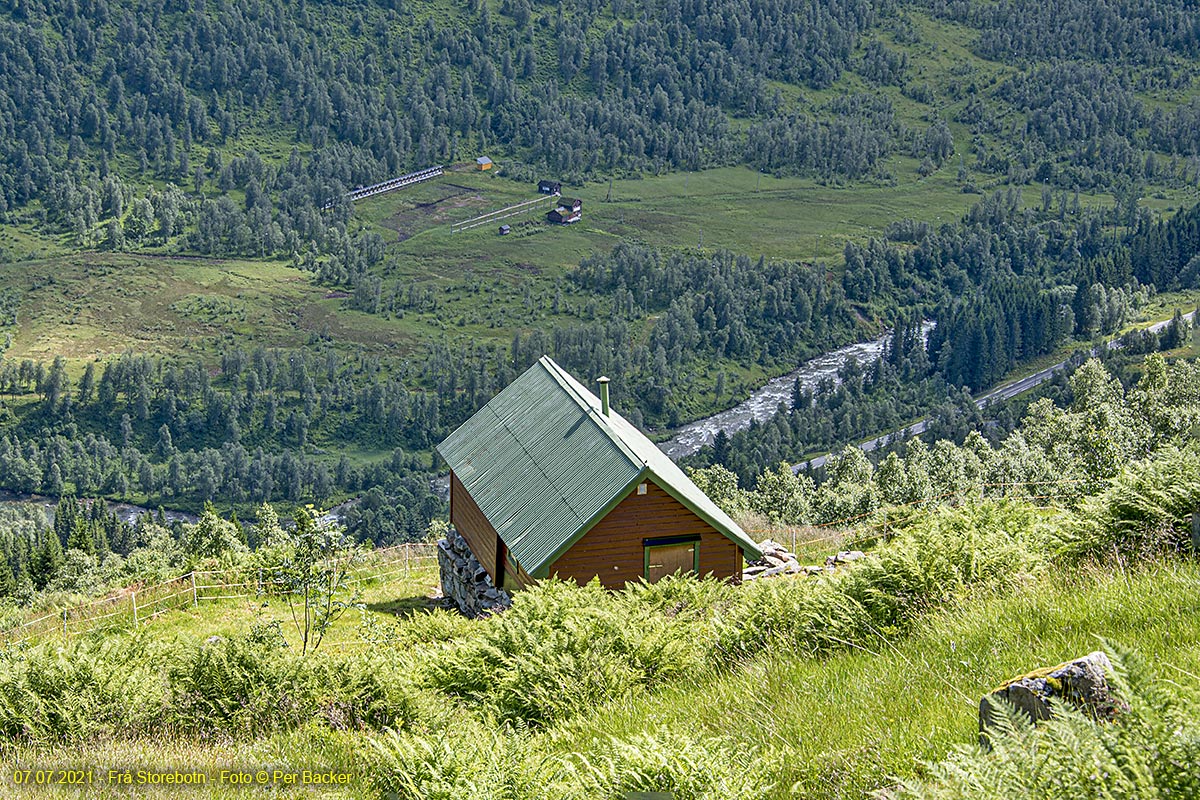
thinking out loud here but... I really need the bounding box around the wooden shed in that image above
[475,156,493,171]
[436,356,761,591]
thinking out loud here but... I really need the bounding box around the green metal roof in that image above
[437,356,761,578]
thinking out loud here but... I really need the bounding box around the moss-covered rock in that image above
[979,651,1124,747]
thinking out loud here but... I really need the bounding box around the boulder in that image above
[979,651,1124,747]
[825,550,866,567]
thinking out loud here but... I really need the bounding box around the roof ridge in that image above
[536,356,646,468]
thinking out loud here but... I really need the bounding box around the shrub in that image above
[1064,446,1200,560]
[168,635,424,735]
[713,502,1052,662]
[371,721,537,800]
[424,580,707,726]
[0,635,168,742]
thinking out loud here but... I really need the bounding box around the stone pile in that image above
[437,526,512,618]
[979,651,1125,747]
[825,549,866,568]
[743,540,821,580]
[744,541,868,580]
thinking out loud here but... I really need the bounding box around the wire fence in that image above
[0,542,439,647]
[744,478,1088,559]
[0,478,1094,645]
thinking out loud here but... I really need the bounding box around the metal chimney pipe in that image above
[597,376,611,416]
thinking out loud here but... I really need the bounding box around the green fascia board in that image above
[529,465,648,579]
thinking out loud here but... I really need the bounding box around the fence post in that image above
[131,592,138,626]
[1191,512,1200,552]
[62,610,67,636]
[191,572,198,606]
[405,545,410,578]
[257,568,262,597]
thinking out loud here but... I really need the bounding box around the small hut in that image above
[475,156,493,171]
[436,357,761,591]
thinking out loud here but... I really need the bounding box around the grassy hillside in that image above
[3,511,1200,799]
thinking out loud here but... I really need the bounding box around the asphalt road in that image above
[794,309,1197,472]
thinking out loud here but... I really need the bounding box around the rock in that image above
[764,554,785,568]
[826,550,866,567]
[979,651,1124,747]
[759,564,789,578]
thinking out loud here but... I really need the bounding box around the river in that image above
[0,490,199,526]
[659,325,931,459]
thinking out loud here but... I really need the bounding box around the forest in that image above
[0,0,1197,261]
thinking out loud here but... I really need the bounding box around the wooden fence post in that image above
[191,572,198,606]
[131,592,138,626]
[1191,512,1200,552]
[405,545,410,578]
[62,610,67,636]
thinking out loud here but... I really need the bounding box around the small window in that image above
[643,537,699,583]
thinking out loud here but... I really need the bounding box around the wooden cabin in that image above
[436,356,761,591]
[538,180,562,195]
[547,198,583,224]
[476,156,493,171]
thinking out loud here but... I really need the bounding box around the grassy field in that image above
[1,140,1195,378]
[4,554,1198,799]
[355,160,1191,274]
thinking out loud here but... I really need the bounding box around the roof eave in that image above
[646,467,763,561]
[527,465,649,579]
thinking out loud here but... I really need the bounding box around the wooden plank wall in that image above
[548,481,741,589]
[450,471,500,581]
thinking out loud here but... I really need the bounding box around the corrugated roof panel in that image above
[543,360,761,559]
[436,356,761,577]
[437,360,642,574]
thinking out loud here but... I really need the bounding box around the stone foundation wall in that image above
[437,526,512,617]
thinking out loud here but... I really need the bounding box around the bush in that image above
[371,724,770,800]
[713,502,1052,662]
[0,636,168,742]
[424,580,708,726]
[168,635,424,735]
[1064,446,1200,560]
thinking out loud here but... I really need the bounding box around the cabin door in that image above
[644,540,699,583]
